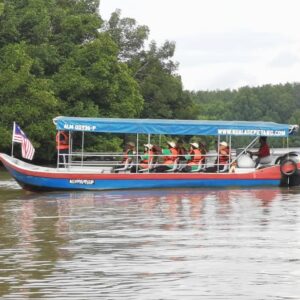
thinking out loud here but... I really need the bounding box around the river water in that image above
[0,169,300,299]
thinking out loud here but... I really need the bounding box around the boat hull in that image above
[10,167,281,191]
[0,153,288,191]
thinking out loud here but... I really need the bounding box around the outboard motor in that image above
[278,152,300,187]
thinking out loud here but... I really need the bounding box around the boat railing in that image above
[57,152,232,171]
[57,150,283,172]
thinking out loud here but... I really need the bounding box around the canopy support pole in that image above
[230,136,260,165]
[229,135,232,167]
[217,135,220,172]
[148,134,151,173]
[136,133,139,173]
[69,130,72,168]
[57,131,60,168]
[81,131,85,167]
[67,130,71,167]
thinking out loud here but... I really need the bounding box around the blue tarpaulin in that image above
[53,116,296,137]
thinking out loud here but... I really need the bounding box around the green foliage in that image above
[131,40,197,119]
[104,9,150,61]
[0,1,4,16]
[191,83,300,126]
[54,36,143,117]
[190,83,300,148]
[1,2,300,162]
[82,133,123,153]
[0,1,143,160]
[105,10,197,120]
[0,42,60,159]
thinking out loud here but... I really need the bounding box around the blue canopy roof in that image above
[53,116,297,137]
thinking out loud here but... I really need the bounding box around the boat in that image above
[0,116,299,191]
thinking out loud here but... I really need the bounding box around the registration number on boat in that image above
[64,124,96,131]
[69,180,95,185]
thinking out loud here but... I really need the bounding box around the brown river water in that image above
[0,168,300,299]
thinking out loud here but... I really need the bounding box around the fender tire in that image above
[280,159,297,177]
[275,156,283,165]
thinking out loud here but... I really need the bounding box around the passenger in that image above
[131,144,153,173]
[218,141,230,168]
[199,142,207,164]
[114,142,136,172]
[176,139,187,162]
[56,131,69,166]
[152,145,162,164]
[229,161,237,173]
[168,141,179,161]
[152,141,178,173]
[247,136,270,167]
[122,142,136,163]
[204,141,230,172]
[181,142,203,172]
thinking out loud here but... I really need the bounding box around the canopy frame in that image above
[53,116,297,138]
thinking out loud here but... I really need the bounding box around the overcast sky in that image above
[100,0,300,91]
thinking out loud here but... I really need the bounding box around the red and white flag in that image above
[12,122,35,160]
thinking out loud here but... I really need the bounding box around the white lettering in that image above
[63,124,97,132]
[69,180,95,185]
[64,124,74,130]
[217,129,286,137]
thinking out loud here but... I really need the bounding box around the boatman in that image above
[56,131,69,166]
[247,136,270,167]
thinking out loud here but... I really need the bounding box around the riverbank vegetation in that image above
[0,0,299,161]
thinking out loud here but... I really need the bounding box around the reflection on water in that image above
[0,175,300,299]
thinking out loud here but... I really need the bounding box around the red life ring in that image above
[280,159,297,176]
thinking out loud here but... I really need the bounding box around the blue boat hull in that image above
[9,166,280,191]
[2,153,295,191]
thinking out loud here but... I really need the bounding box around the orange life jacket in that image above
[164,147,178,165]
[56,132,69,150]
[140,150,154,169]
[188,149,202,165]
[219,147,229,164]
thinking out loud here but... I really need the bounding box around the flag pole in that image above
[11,122,15,157]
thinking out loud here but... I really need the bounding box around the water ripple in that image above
[0,183,300,299]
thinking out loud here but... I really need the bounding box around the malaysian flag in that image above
[12,122,35,160]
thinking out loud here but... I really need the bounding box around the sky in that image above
[100,0,300,91]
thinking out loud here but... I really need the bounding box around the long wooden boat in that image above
[0,117,299,191]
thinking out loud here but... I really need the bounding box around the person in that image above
[218,141,230,168]
[248,136,270,167]
[199,142,207,164]
[204,141,230,172]
[56,131,69,166]
[114,142,136,172]
[229,161,237,173]
[131,144,154,173]
[122,142,136,163]
[181,142,203,172]
[152,141,178,173]
[176,139,187,162]
[152,144,162,164]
